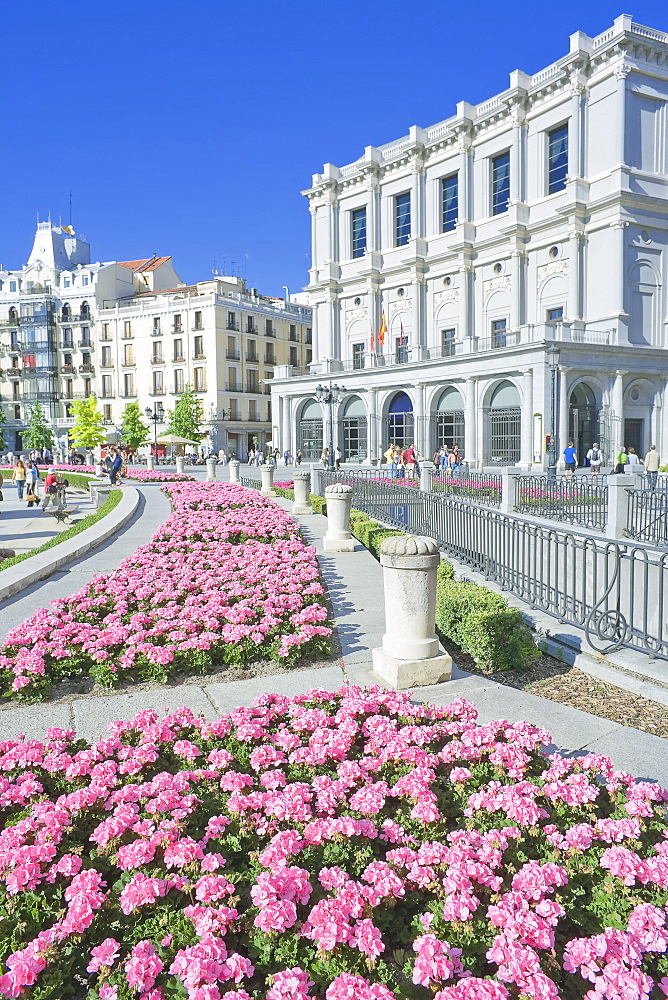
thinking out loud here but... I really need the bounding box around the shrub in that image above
[309,493,327,515]
[0,687,667,1000]
[436,577,536,672]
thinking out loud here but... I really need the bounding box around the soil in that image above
[440,639,668,739]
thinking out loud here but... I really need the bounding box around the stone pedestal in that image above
[260,465,277,498]
[146,456,155,471]
[93,486,112,510]
[372,535,452,689]
[206,458,217,482]
[229,460,241,484]
[175,456,186,475]
[420,465,433,492]
[323,483,355,551]
[293,470,313,514]
[606,474,634,539]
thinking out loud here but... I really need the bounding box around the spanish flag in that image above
[378,311,387,348]
[62,225,75,236]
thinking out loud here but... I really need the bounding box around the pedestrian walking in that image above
[562,441,577,476]
[644,444,661,489]
[321,447,329,468]
[296,450,303,466]
[109,448,123,485]
[627,447,640,466]
[614,445,629,475]
[25,461,40,507]
[405,443,416,480]
[41,468,58,511]
[586,443,603,476]
[11,458,26,500]
[335,446,342,470]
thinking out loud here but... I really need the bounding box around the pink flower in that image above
[87,938,120,973]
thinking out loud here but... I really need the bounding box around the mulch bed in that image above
[441,638,668,739]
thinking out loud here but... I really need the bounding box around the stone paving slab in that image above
[0,702,74,741]
[72,686,218,743]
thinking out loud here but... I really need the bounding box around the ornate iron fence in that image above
[515,476,608,530]
[627,488,668,547]
[429,470,501,507]
[323,475,668,662]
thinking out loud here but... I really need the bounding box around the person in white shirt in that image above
[586,443,603,476]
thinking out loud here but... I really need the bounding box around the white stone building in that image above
[0,226,312,457]
[271,15,668,468]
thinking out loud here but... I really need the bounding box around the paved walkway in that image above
[0,468,666,789]
[0,485,95,556]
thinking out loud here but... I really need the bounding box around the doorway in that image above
[624,418,644,458]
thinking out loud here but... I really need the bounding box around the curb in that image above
[0,487,141,603]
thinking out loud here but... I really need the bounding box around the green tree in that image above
[166,384,203,442]
[0,408,6,451]
[69,395,107,449]
[120,402,149,450]
[24,402,54,451]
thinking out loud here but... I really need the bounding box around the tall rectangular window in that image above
[123,345,134,366]
[103,404,112,421]
[351,207,367,258]
[153,370,163,394]
[173,313,182,332]
[194,310,203,330]
[352,343,365,370]
[441,174,458,232]
[265,319,274,336]
[153,317,161,334]
[491,318,507,348]
[101,346,112,367]
[441,328,456,357]
[227,311,237,330]
[123,373,134,396]
[194,335,203,358]
[491,152,510,215]
[174,369,184,393]
[194,368,205,390]
[102,375,112,397]
[395,193,411,246]
[101,323,110,340]
[123,320,132,339]
[548,124,568,194]
[173,339,183,361]
[289,345,298,366]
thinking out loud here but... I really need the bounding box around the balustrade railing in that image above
[627,487,668,547]
[515,475,608,530]
[430,470,501,506]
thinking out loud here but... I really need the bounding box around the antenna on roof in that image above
[222,256,226,275]
[231,260,236,277]
[212,257,219,276]
[244,253,249,281]
[69,191,73,226]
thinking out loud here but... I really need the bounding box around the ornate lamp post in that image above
[547,345,560,483]
[145,402,164,458]
[315,382,344,471]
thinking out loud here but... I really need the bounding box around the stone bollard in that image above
[323,483,355,551]
[175,456,186,475]
[260,465,277,498]
[606,474,633,539]
[146,456,155,471]
[292,470,313,515]
[229,460,241,484]
[372,535,452,689]
[206,458,217,482]
[311,464,323,498]
[420,465,433,492]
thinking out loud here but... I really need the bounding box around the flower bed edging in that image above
[0,483,332,702]
[0,487,139,605]
[0,686,667,1000]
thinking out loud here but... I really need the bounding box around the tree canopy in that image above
[24,402,54,451]
[166,384,203,442]
[120,402,149,450]
[69,395,107,449]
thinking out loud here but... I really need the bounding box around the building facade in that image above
[272,15,668,468]
[0,227,312,456]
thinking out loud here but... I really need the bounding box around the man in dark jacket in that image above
[109,448,123,485]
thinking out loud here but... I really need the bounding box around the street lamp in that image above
[315,382,344,471]
[145,402,164,458]
[547,345,561,483]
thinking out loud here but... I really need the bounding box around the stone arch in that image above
[382,390,414,450]
[538,274,568,321]
[568,379,601,464]
[298,398,323,461]
[624,377,660,458]
[432,385,465,455]
[484,378,521,466]
[629,259,660,346]
[341,394,368,461]
[484,289,511,347]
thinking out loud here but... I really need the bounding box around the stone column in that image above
[146,456,155,471]
[323,483,355,551]
[420,465,433,492]
[206,458,217,482]
[568,233,581,321]
[521,368,533,466]
[229,459,241,484]
[366,174,379,252]
[281,396,291,457]
[612,222,628,343]
[458,137,471,222]
[414,382,425,460]
[292,470,312,515]
[175,456,185,475]
[558,367,570,465]
[372,535,452,689]
[368,388,378,465]
[510,250,523,331]
[499,468,522,515]
[568,84,583,178]
[615,65,629,165]
[465,376,477,468]
[260,465,276,498]
[612,370,626,453]
[510,111,524,203]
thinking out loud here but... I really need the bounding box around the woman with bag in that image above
[11,459,26,500]
[25,461,40,508]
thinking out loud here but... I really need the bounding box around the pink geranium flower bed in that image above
[0,484,331,701]
[0,687,667,1000]
[49,465,194,483]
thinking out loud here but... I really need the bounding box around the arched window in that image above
[299,399,323,461]
[8,307,18,323]
[80,301,90,320]
[61,302,71,321]
[569,382,600,465]
[434,386,465,454]
[629,261,659,346]
[341,395,367,461]
[386,392,414,448]
[486,380,521,465]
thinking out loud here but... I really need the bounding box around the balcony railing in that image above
[79,364,95,374]
[121,358,136,367]
[225,382,240,392]
[61,365,76,374]
[172,324,183,334]
[101,361,115,368]
[265,328,276,338]
[173,354,185,362]
[20,341,52,352]
[151,355,165,365]
[150,388,165,395]
[0,318,19,328]
[78,339,93,349]
[59,313,91,323]
[5,368,21,377]
[246,325,258,335]
[59,392,86,400]
[192,352,205,360]
[264,355,276,365]
[193,384,207,392]
[226,322,239,331]
[226,349,240,360]
[246,353,258,363]
[151,328,162,336]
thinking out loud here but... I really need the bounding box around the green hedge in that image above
[435,562,536,673]
[349,509,404,560]
[273,486,295,500]
[310,494,327,515]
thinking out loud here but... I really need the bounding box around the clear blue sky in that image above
[1,0,666,296]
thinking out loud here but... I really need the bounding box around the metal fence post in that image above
[420,465,433,493]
